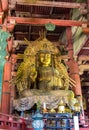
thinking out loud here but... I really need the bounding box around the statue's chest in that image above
[37,67,54,78]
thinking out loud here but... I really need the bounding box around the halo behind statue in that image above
[24,37,60,61]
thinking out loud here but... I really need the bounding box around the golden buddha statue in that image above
[15,37,71,95]
[36,50,64,91]
[58,100,65,113]
[12,35,79,111]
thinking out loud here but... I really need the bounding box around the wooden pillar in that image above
[66,27,84,118]
[0,0,2,11]
[66,27,82,97]
[69,60,82,96]
[87,0,89,21]
[1,0,8,11]
[66,27,85,123]
[1,60,12,114]
[7,37,13,53]
[9,54,17,114]
[1,37,13,114]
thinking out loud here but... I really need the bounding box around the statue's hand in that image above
[30,70,37,82]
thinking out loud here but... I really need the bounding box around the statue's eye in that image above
[46,54,51,58]
[40,54,44,57]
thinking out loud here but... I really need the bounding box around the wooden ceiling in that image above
[8,0,87,41]
[5,0,89,89]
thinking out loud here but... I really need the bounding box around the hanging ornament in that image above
[45,22,56,31]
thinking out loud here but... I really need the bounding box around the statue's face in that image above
[39,52,51,67]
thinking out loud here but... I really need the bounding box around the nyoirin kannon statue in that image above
[12,34,80,111]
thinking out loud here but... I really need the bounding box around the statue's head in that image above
[38,50,51,67]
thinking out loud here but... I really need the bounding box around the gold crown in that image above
[24,38,60,60]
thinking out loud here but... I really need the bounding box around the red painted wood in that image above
[7,16,88,27]
[66,27,85,123]
[69,60,82,95]
[0,113,26,130]
[83,28,89,34]
[66,27,82,96]
[7,37,13,52]
[17,1,86,9]
[1,0,8,11]
[0,12,4,24]
[3,62,12,81]
[25,128,89,130]
[0,0,2,11]
[1,62,12,114]
[0,112,88,130]
[72,128,89,130]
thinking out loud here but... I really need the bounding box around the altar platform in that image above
[0,112,88,130]
[25,126,89,129]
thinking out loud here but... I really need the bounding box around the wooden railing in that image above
[0,112,89,130]
[0,113,26,130]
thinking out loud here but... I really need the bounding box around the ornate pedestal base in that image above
[13,90,77,111]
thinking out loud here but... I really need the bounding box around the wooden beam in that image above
[7,16,89,27]
[82,27,89,34]
[79,64,89,75]
[75,36,89,55]
[78,55,89,61]
[0,12,4,24]
[79,64,89,71]
[82,47,89,49]
[13,40,62,46]
[11,52,69,61]
[87,0,89,21]
[15,11,65,19]
[0,0,2,12]
[14,32,60,36]
[82,82,89,86]
[16,0,86,9]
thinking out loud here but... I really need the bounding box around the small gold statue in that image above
[50,108,56,113]
[74,103,81,112]
[58,100,65,113]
